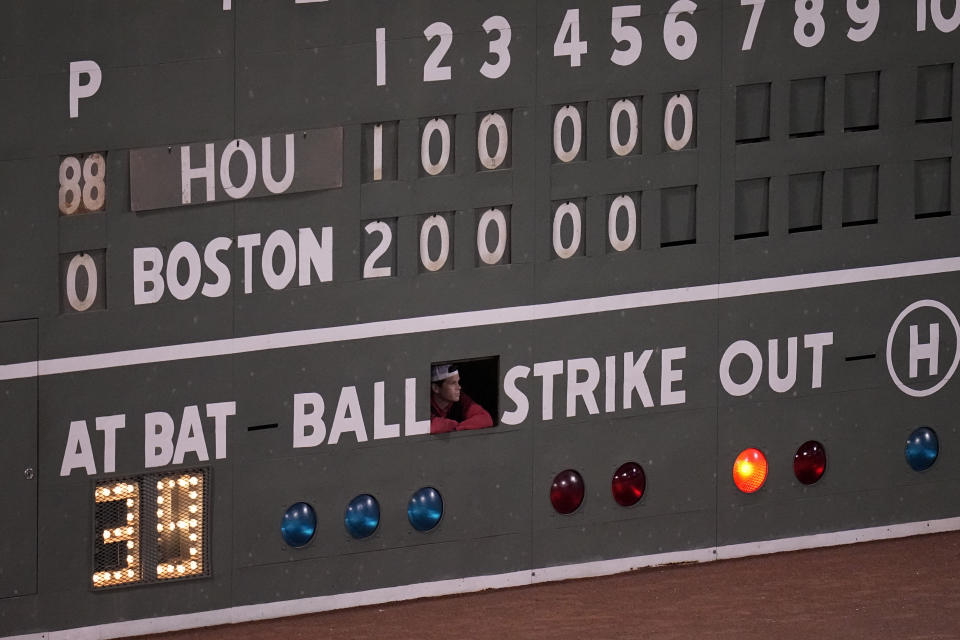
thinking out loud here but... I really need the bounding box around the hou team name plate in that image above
[129,127,342,212]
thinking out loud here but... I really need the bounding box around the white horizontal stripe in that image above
[0,361,37,380]
[1,256,958,382]
[8,517,959,640]
[716,256,960,299]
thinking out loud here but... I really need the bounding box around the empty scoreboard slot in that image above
[734,177,770,239]
[844,71,880,132]
[735,83,771,144]
[842,166,879,227]
[915,158,952,219]
[790,77,826,138]
[788,172,824,233]
[916,64,953,124]
[660,186,697,247]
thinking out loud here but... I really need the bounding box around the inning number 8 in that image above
[794,0,826,48]
[59,153,106,214]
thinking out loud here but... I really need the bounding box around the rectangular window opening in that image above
[429,356,499,434]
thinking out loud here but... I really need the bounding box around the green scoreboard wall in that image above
[1,1,959,637]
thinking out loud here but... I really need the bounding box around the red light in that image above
[550,469,585,514]
[733,448,768,493]
[611,462,645,507]
[794,440,826,485]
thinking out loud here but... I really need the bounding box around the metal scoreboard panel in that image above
[1,1,959,637]
[0,320,37,600]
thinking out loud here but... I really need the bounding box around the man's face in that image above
[433,372,461,403]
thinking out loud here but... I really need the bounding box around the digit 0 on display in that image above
[92,471,207,588]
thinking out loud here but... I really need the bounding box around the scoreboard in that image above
[1,1,959,637]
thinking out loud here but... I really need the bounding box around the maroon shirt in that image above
[430,392,493,434]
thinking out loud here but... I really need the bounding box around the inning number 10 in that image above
[917,0,960,32]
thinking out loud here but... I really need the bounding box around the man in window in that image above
[430,364,493,434]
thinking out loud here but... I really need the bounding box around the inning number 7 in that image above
[741,0,766,50]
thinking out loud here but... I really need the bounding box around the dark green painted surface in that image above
[0,321,38,600]
[1,1,959,636]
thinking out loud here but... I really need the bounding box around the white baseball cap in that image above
[431,364,458,382]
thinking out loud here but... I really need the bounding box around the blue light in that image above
[280,502,317,548]
[905,427,939,471]
[407,487,443,532]
[344,494,380,539]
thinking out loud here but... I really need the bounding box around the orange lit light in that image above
[733,448,768,493]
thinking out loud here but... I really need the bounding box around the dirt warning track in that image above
[130,531,960,640]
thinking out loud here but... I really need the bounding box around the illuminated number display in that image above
[155,473,205,580]
[92,481,140,587]
[92,470,207,589]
